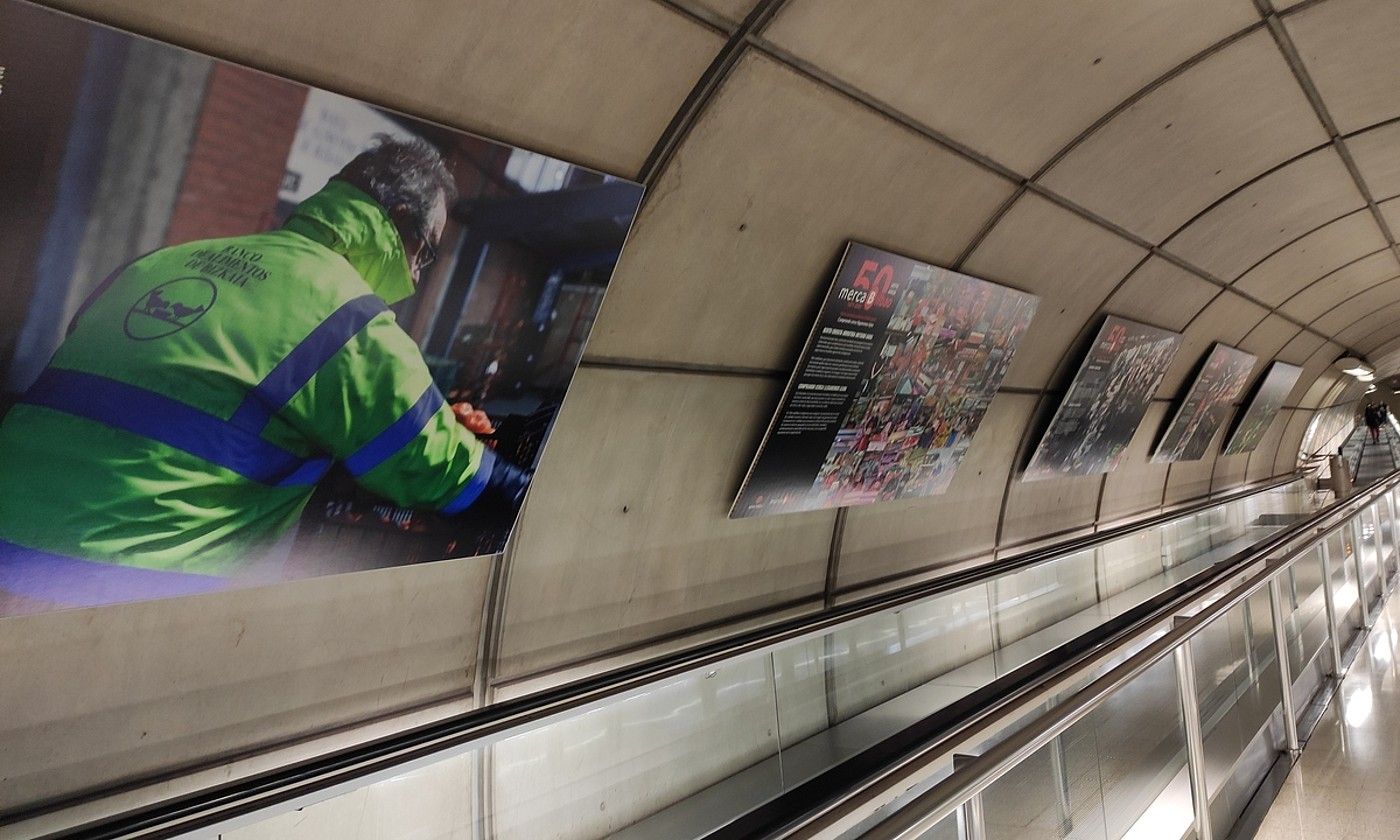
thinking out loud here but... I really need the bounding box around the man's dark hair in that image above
[336,135,458,231]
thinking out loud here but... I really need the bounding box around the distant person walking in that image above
[1365,402,1383,444]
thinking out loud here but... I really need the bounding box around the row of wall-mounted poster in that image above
[0,0,643,618]
[733,242,1305,515]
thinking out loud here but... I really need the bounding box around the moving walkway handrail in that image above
[786,467,1400,840]
[11,475,1305,839]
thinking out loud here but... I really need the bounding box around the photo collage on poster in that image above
[1152,343,1257,463]
[1024,316,1182,480]
[0,0,642,616]
[1223,362,1305,455]
[731,242,1039,517]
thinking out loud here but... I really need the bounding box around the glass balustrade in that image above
[211,476,1346,840]
[858,482,1400,840]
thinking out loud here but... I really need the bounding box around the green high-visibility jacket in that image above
[0,180,494,585]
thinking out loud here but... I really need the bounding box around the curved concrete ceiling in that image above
[11,0,1400,808]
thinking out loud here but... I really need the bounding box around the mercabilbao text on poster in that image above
[731,241,1038,518]
[0,0,642,616]
[1024,315,1181,480]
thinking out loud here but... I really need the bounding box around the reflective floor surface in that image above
[1254,582,1400,840]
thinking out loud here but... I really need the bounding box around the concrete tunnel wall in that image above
[3,0,1399,818]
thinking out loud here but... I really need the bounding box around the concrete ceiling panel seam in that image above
[1124,107,1400,287]
[1275,330,1329,370]
[634,0,792,187]
[764,0,1267,175]
[1284,0,1400,134]
[1309,276,1400,335]
[1038,26,1329,241]
[478,0,781,698]
[949,19,1277,264]
[1343,305,1400,351]
[1162,145,1366,280]
[1379,197,1400,243]
[1026,186,1350,353]
[745,37,1025,185]
[580,355,789,381]
[1292,339,1348,407]
[1243,317,1306,361]
[1344,302,1400,347]
[1103,258,1221,334]
[1228,209,1391,305]
[1366,337,1400,374]
[958,192,1150,390]
[717,12,1365,366]
[584,50,1019,370]
[1264,0,1400,282]
[480,0,784,690]
[647,0,744,32]
[1346,117,1400,199]
[1281,248,1400,319]
[1136,130,1400,325]
[1220,205,1387,288]
[36,0,726,177]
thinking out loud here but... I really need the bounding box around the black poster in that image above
[1222,361,1304,455]
[1152,343,1257,463]
[1024,315,1181,480]
[730,242,1037,517]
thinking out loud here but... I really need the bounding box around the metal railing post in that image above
[1241,598,1259,683]
[1320,536,1344,677]
[1173,623,1213,840]
[1269,577,1301,754]
[1048,732,1073,834]
[953,754,986,840]
[1371,505,1390,590]
[1352,516,1373,628]
[1385,492,1399,580]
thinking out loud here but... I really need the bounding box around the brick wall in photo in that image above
[164,64,306,245]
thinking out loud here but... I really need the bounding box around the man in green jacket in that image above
[0,138,530,606]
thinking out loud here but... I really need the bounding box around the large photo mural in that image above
[0,0,642,615]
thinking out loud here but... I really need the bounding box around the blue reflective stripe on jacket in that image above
[23,368,329,486]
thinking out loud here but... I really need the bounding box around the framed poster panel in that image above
[1221,361,1304,455]
[730,241,1038,518]
[0,0,643,615]
[1151,343,1257,463]
[1024,315,1181,480]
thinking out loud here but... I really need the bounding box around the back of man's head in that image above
[336,135,458,234]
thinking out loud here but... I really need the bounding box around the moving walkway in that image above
[11,427,1398,840]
